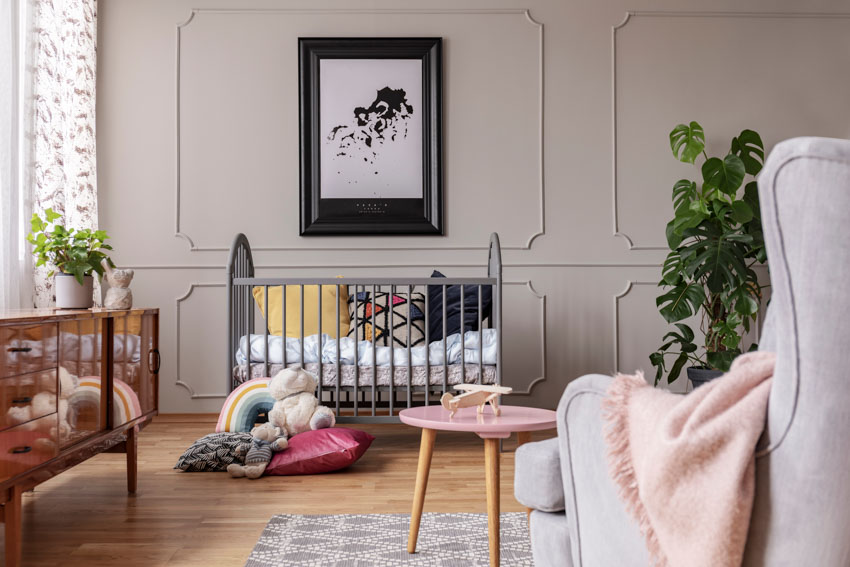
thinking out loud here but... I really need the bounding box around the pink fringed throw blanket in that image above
[603,352,775,567]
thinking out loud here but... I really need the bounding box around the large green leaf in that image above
[670,122,706,164]
[667,352,689,384]
[672,179,698,213]
[661,253,683,286]
[730,130,765,175]
[656,282,705,323]
[731,200,754,224]
[702,154,746,195]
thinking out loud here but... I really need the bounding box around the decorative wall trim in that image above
[175,282,228,399]
[612,280,655,371]
[611,10,850,251]
[175,8,544,252]
[504,280,547,395]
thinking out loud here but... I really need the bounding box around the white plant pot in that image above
[55,274,93,309]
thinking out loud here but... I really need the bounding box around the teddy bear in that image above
[6,366,79,449]
[268,366,336,437]
[226,422,288,479]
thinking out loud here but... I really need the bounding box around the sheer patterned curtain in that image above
[31,0,99,307]
[0,0,33,311]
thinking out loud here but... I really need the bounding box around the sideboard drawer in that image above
[0,370,57,431]
[0,413,58,483]
[0,323,58,378]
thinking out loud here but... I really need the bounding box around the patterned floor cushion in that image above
[174,432,253,472]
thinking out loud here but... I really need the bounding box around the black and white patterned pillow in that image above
[174,432,253,472]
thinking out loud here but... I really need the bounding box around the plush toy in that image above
[268,367,335,437]
[226,422,288,479]
[6,367,79,449]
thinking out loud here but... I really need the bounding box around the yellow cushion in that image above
[252,285,350,339]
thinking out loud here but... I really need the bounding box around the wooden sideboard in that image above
[0,308,159,566]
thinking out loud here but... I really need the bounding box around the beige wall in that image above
[96,0,850,413]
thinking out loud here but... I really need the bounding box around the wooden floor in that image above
[2,414,555,566]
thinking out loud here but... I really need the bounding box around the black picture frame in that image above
[299,37,443,235]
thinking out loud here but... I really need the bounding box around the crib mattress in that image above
[232,361,496,388]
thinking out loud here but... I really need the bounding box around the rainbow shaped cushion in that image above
[216,378,275,433]
[70,376,143,426]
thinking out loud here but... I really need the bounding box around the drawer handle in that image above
[11,397,32,404]
[7,347,32,353]
[148,349,161,374]
[10,446,32,454]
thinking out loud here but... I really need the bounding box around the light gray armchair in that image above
[515,137,850,566]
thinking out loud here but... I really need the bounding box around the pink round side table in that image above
[399,405,556,567]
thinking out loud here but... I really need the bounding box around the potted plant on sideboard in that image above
[649,121,768,388]
[27,208,113,309]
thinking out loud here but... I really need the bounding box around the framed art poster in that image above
[299,37,443,235]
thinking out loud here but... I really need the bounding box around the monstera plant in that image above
[649,122,768,385]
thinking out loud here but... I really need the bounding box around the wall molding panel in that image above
[175,282,227,399]
[612,280,655,371]
[175,8,544,252]
[611,10,850,251]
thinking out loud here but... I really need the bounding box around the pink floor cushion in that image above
[266,427,375,476]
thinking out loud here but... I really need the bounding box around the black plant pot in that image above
[687,366,724,389]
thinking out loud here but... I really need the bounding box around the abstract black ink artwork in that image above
[328,87,414,166]
[299,38,442,235]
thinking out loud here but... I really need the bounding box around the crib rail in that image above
[226,233,503,423]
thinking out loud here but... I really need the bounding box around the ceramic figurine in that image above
[440,384,513,417]
[101,259,134,309]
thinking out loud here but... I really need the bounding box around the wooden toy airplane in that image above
[440,384,513,417]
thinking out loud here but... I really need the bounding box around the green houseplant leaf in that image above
[730,129,765,176]
[702,154,746,195]
[669,122,706,164]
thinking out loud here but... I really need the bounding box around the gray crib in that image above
[226,233,503,423]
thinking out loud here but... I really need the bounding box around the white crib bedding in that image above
[236,329,497,367]
[232,361,497,388]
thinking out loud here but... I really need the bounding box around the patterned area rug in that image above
[245,513,533,567]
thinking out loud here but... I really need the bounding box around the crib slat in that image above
[478,284,483,385]
[281,285,287,368]
[460,284,465,383]
[391,285,400,410]
[264,285,269,378]
[407,284,413,408]
[336,284,341,416]
[442,284,447,396]
[244,270,249,383]
[371,285,377,416]
[424,285,430,406]
[353,285,359,417]
[300,285,305,370]
[318,283,323,402]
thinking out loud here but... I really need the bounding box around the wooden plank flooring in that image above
[2,414,555,566]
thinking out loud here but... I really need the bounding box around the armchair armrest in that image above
[557,374,648,566]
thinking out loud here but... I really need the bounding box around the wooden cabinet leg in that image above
[484,437,500,567]
[407,428,436,554]
[4,484,23,567]
[515,431,533,523]
[126,426,138,494]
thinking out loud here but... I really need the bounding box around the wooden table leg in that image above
[515,431,533,523]
[408,428,436,554]
[484,437,500,567]
[126,426,138,494]
[4,484,23,567]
